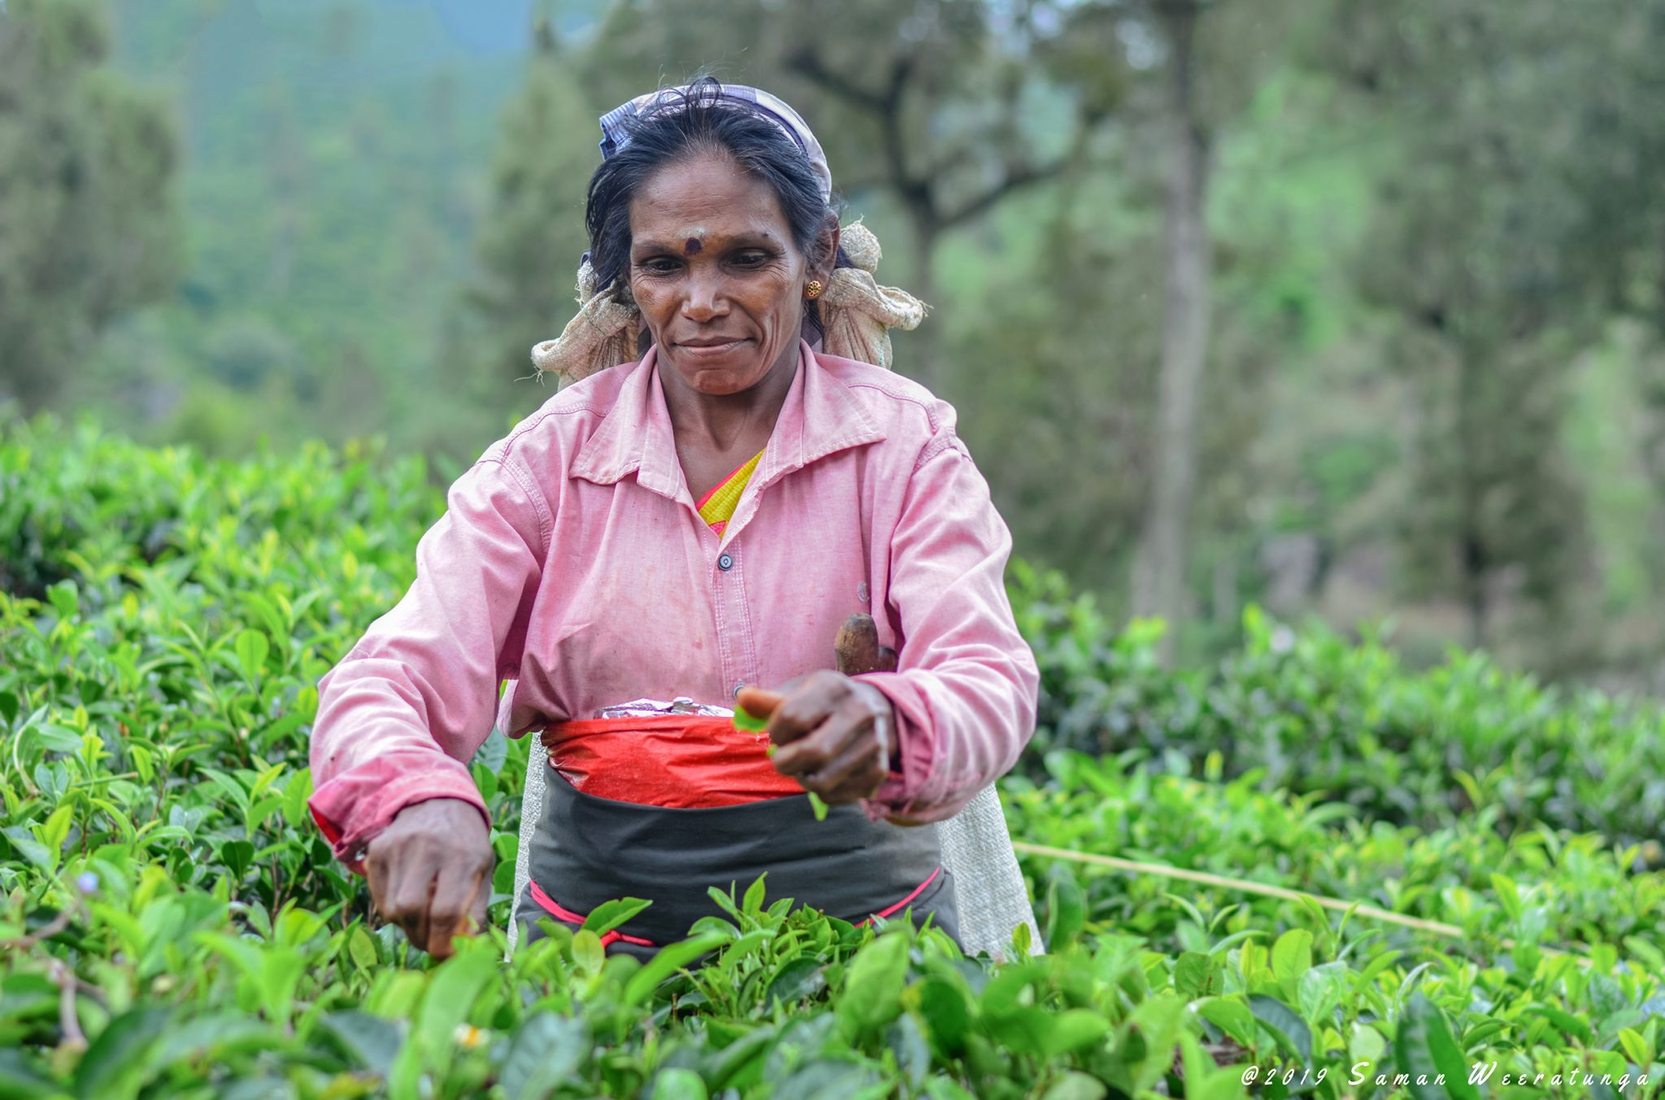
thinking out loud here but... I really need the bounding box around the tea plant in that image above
[1012,560,1665,855]
[2,417,1661,1097]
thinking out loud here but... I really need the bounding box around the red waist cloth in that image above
[538,715,805,809]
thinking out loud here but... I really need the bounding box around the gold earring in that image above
[805,279,824,300]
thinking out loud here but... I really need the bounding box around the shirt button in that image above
[717,553,734,571]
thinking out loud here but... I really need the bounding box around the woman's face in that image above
[627,152,820,398]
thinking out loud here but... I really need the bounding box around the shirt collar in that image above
[570,340,886,501]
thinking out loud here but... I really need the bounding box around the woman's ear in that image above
[815,218,841,283]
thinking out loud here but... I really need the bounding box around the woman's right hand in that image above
[364,798,493,958]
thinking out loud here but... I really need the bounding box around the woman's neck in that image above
[659,344,799,455]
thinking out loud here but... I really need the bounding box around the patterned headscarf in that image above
[530,83,926,384]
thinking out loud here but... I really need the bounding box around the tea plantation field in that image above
[2,418,1662,1098]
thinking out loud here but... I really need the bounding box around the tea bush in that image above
[2,417,1661,1098]
[1011,562,1665,853]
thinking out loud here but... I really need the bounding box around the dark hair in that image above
[583,78,841,338]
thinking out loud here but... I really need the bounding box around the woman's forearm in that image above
[308,453,547,871]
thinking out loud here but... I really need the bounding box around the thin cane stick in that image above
[1010,840,1590,964]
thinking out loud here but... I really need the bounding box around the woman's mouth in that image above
[677,338,748,358]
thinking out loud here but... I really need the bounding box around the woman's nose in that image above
[679,268,729,320]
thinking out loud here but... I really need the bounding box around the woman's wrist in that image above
[848,677,902,775]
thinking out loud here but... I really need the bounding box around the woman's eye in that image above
[733,251,771,267]
[639,257,679,275]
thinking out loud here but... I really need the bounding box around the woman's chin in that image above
[669,355,766,395]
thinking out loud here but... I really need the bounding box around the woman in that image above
[307,80,1040,961]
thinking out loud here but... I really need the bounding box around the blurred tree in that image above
[1326,0,1665,663]
[1129,0,1214,664]
[577,0,1132,384]
[0,0,183,413]
[444,18,597,446]
[952,192,1162,600]
[1127,0,1315,663]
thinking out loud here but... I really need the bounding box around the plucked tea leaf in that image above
[732,706,768,732]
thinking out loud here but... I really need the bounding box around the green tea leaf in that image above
[571,929,605,975]
[1042,1009,1111,1057]
[218,840,254,882]
[581,897,652,937]
[1489,873,1522,921]
[73,1006,169,1099]
[622,931,729,1006]
[808,792,830,821]
[3,827,51,874]
[1247,993,1312,1063]
[1127,994,1186,1089]
[1271,928,1313,1001]
[321,1010,403,1076]
[766,956,826,1007]
[417,944,499,1056]
[742,873,768,915]
[1617,1026,1652,1068]
[916,976,972,1053]
[732,706,769,732]
[1042,863,1086,950]
[837,932,910,1039]
[347,925,379,972]
[1396,991,1480,1100]
[1195,997,1257,1048]
[36,804,73,871]
[1174,951,1214,998]
[650,1068,710,1100]
[46,581,78,621]
[234,629,269,683]
[499,1013,585,1100]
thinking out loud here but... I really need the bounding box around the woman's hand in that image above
[738,673,896,805]
[365,798,492,958]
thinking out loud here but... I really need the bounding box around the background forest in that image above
[6,0,1665,689]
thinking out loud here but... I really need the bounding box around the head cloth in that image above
[598,84,832,204]
[530,83,926,384]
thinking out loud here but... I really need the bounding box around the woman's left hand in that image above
[738,673,895,805]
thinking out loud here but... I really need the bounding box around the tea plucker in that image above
[307,80,1041,960]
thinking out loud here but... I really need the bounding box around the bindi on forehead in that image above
[631,222,788,259]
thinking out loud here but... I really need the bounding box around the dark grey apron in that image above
[513,761,959,960]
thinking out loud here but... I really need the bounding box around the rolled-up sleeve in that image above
[307,454,549,873]
[856,434,1039,824]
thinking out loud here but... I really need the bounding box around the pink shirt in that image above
[308,341,1040,871]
